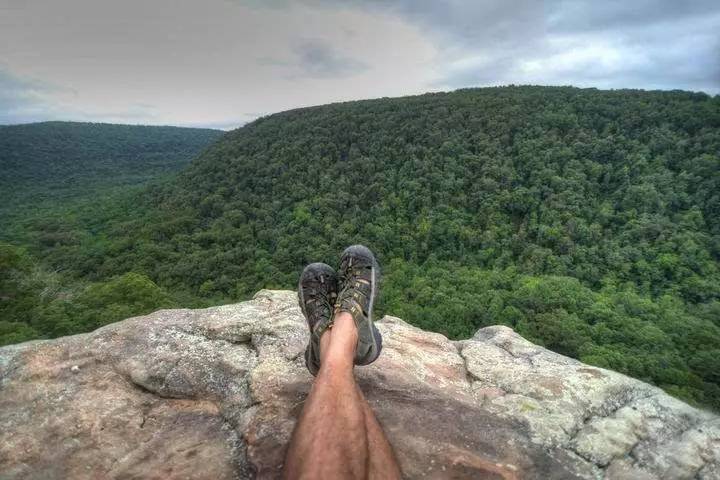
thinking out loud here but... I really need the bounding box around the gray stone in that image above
[0,290,718,479]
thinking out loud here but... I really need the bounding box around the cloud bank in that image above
[0,0,717,128]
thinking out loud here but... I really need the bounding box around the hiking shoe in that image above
[298,262,338,376]
[335,245,383,366]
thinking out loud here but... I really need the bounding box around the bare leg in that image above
[356,384,403,479]
[283,313,401,480]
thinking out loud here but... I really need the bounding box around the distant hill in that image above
[0,121,223,228]
[118,86,719,301]
[3,87,720,409]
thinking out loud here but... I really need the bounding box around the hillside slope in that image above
[4,86,720,409]
[1,290,717,479]
[0,121,223,353]
[133,86,720,299]
[0,121,223,230]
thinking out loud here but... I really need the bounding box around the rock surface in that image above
[1,289,718,479]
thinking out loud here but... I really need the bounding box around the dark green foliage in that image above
[80,86,719,304]
[382,260,720,407]
[2,87,720,409]
[0,121,224,237]
[0,121,221,345]
[0,242,173,344]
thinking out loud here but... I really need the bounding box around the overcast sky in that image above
[1,0,718,129]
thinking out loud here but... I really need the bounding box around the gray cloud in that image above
[323,0,719,45]
[2,0,429,127]
[0,66,161,125]
[304,0,720,93]
[293,39,369,78]
[342,0,544,47]
[0,67,59,124]
[257,0,545,50]
[258,39,369,78]
[546,0,719,32]
[1,0,717,128]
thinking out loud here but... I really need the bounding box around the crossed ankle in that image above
[330,312,358,343]
[317,314,356,365]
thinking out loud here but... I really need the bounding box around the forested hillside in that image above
[0,121,223,235]
[1,122,222,345]
[2,87,720,409]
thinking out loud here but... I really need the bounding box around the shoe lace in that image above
[307,284,337,334]
[336,261,371,316]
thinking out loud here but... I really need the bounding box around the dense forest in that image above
[2,87,720,410]
[1,121,222,341]
[0,121,223,237]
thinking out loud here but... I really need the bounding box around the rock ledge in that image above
[1,290,718,479]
